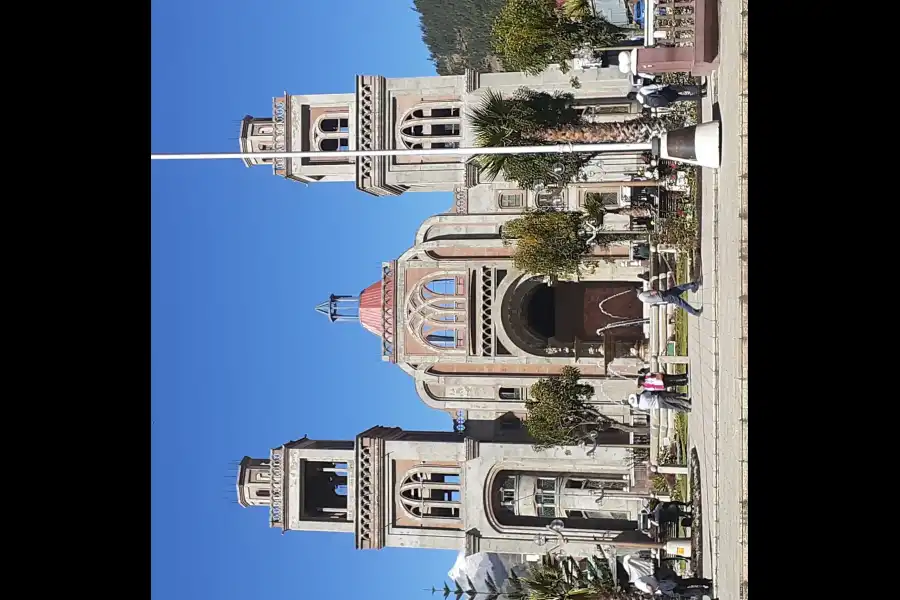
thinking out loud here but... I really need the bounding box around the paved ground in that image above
[686,1,747,599]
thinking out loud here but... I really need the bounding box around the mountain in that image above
[412,0,507,75]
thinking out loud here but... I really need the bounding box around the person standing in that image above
[627,83,704,109]
[638,371,689,391]
[638,281,703,316]
[628,391,692,413]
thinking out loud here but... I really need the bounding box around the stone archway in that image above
[500,276,647,357]
[488,470,639,533]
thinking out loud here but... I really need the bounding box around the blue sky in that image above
[151,2,458,599]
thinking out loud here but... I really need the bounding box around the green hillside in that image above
[412,0,507,75]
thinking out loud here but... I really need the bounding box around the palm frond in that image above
[467,89,524,181]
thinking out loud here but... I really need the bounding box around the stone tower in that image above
[237,426,658,556]
[237,436,355,534]
[237,66,645,197]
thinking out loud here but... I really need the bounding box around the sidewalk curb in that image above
[738,6,749,600]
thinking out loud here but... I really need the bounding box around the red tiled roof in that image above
[359,281,385,337]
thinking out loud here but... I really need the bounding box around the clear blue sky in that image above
[151,2,458,599]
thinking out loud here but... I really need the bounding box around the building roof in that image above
[358,280,385,337]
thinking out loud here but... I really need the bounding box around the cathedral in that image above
[236,64,665,558]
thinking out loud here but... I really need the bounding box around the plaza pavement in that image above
[686,1,748,599]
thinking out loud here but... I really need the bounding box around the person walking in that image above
[627,83,704,109]
[638,371,689,391]
[638,281,702,316]
[628,390,692,413]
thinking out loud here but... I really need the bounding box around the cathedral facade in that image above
[237,65,663,556]
[241,65,655,432]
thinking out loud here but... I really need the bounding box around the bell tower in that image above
[236,456,273,507]
[237,425,654,557]
[238,92,357,184]
[239,116,277,168]
[235,427,469,547]
[236,436,356,533]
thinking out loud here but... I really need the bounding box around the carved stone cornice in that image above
[354,426,404,549]
[355,75,404,198]
[452,186,468,214]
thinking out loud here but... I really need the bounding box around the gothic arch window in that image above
[397,103,463,150]
[312,113,352,156]
[397,465,461,521]
[425,278,456,296]
[406,273,467,352]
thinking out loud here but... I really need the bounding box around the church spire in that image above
[315,294,360,323]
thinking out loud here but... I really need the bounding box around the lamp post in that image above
[150,122,720,168]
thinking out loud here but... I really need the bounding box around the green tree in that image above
[501,206,641,279]
[413,0,508,75]
[526,367,648,449]
[468,88,667,190]
[502,208,589,279]
[432,553,644,600]
[491,0,627,75]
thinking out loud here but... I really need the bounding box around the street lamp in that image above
[150,122,720,168]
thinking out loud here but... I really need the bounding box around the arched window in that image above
[312,114,352,156]
[500,476,516,508]
[397,103,463,150]
[320,118,349,133]
[397,466,461,521]
[426,329,456,347]
[491,470,638,532]
[320,138,349,152]
[493,474,556,516]
[406,273,467,352]
[424,278,457,296]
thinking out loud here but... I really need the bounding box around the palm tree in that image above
[517,555,644,600]
[432,554,645,600]
[468,88,668,189]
